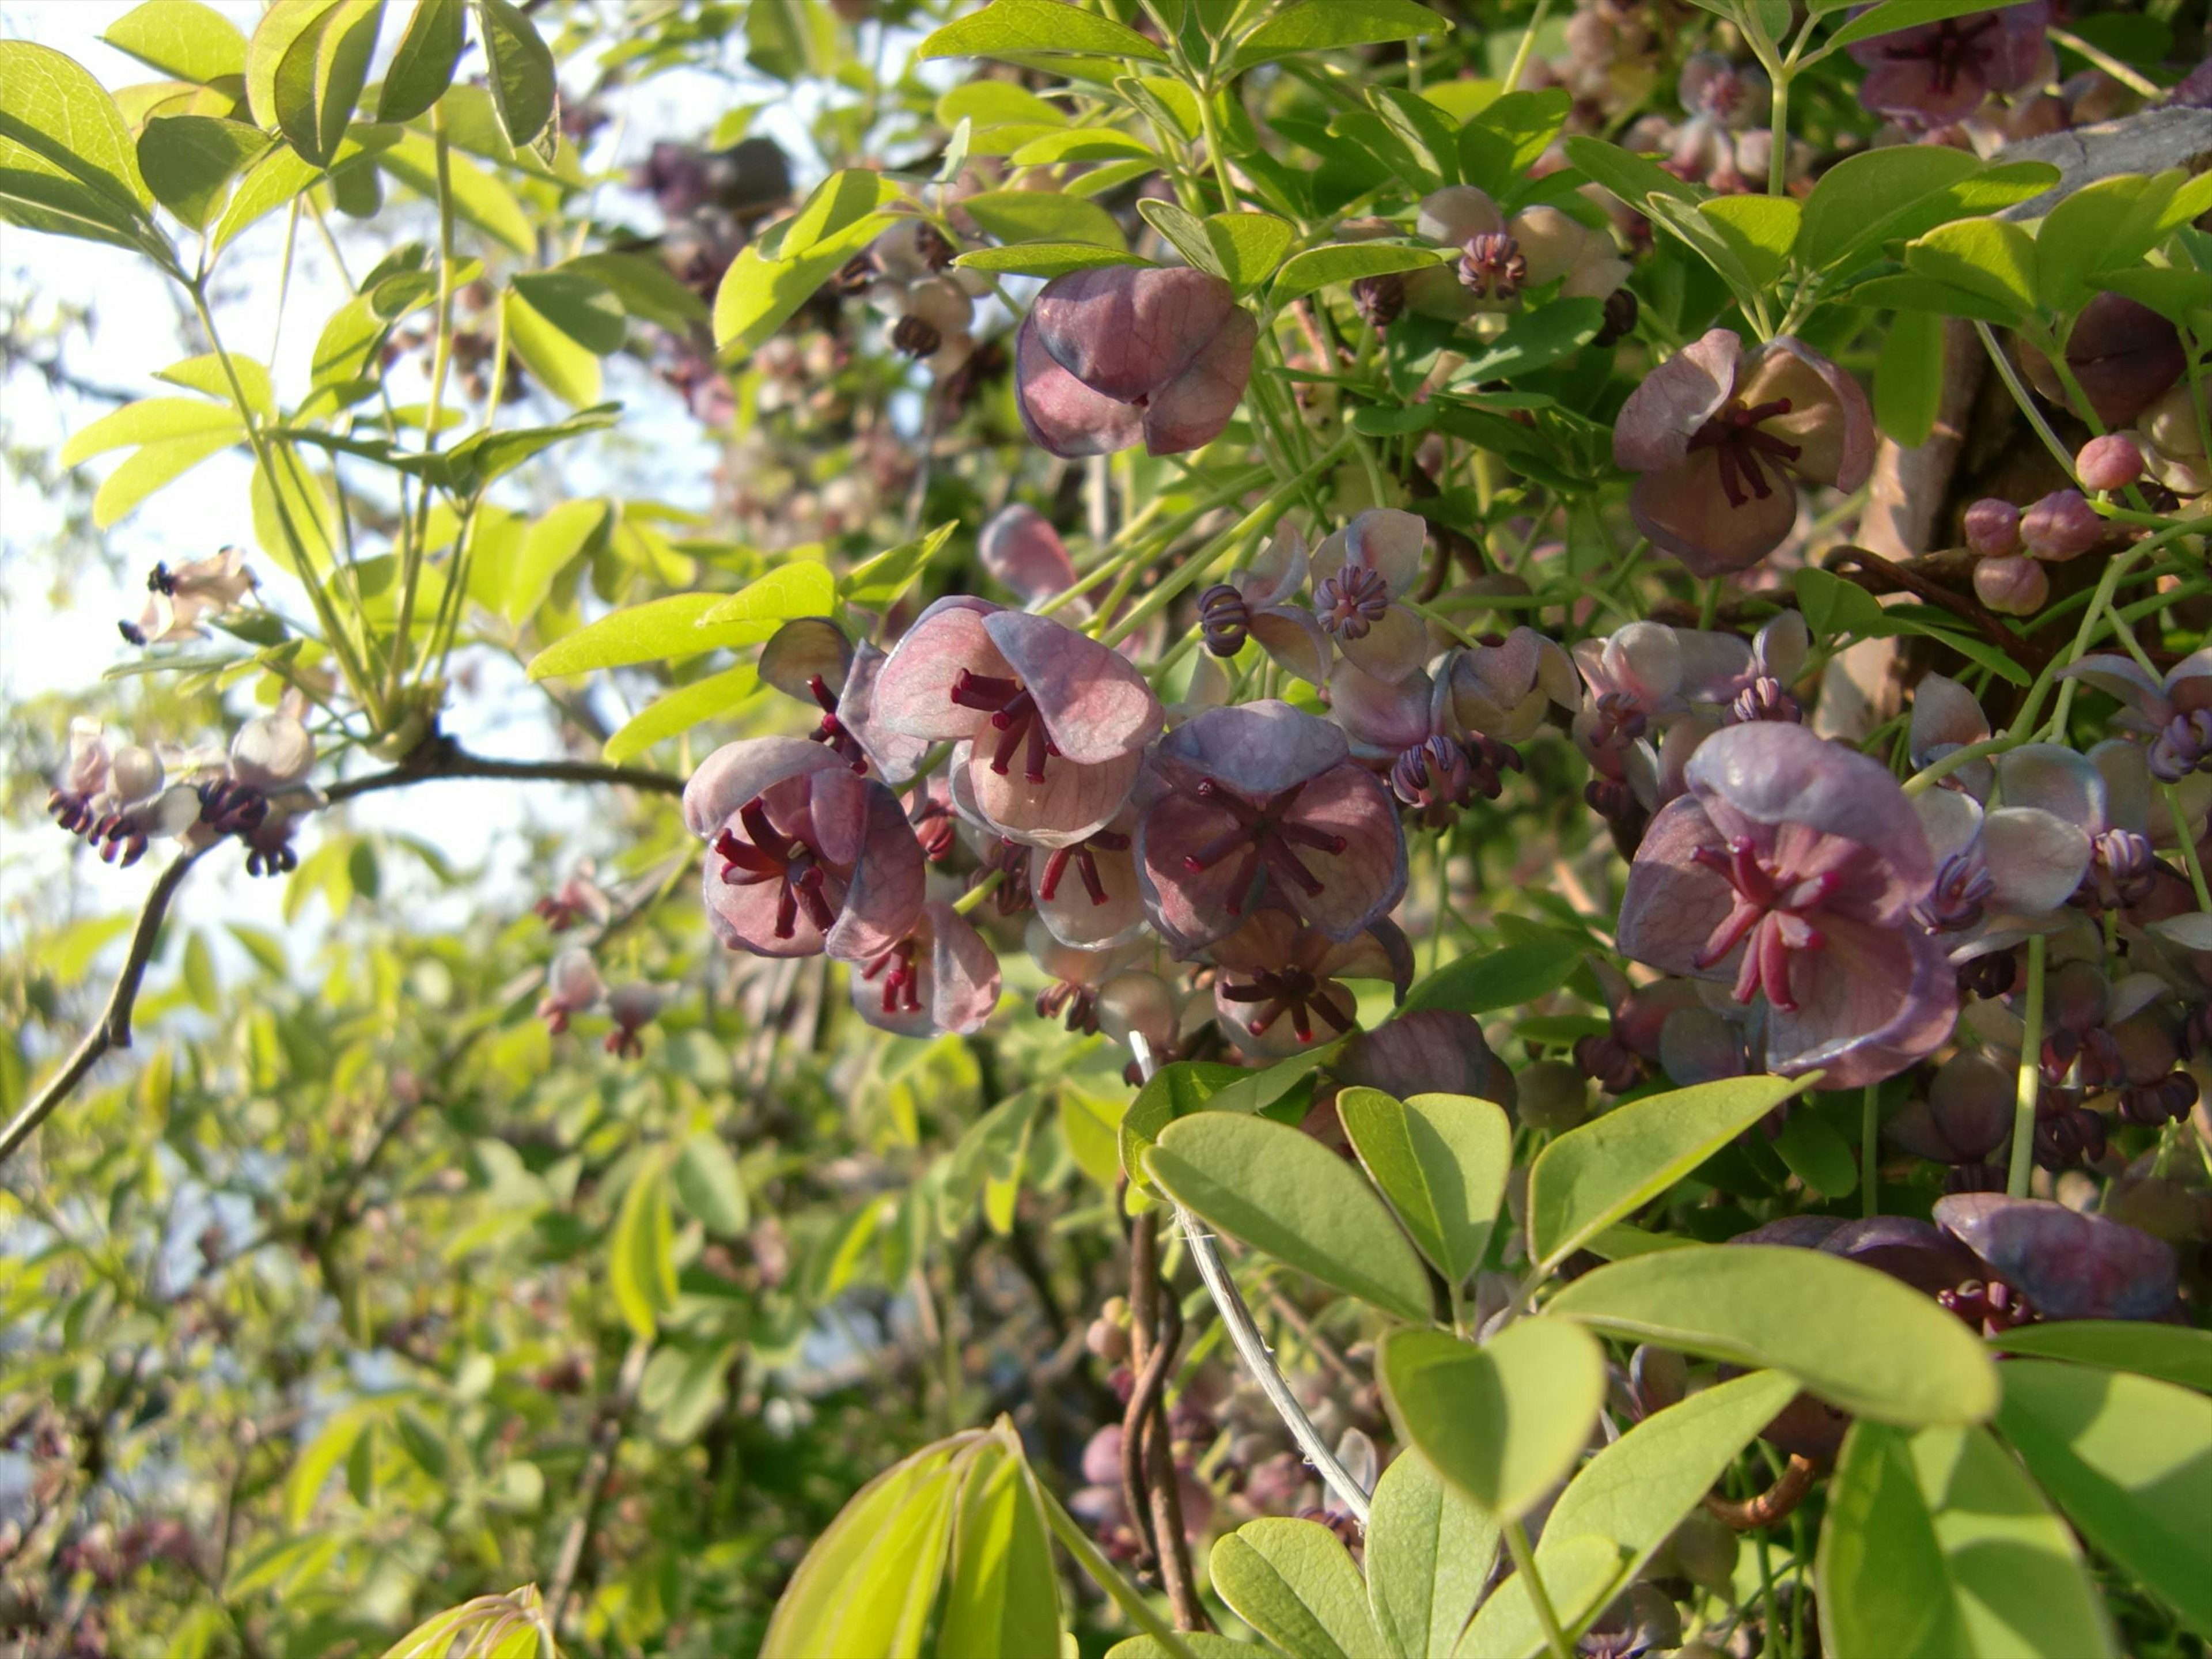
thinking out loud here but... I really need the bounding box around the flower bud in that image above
[1593,287,1638,347]
[2076,434,2144,493]
[1196,583,1251,656]
[1973,554,2048,615]
[1350,272,1405,331]
[2020,489,2105,561]
[1962,497,2021,558]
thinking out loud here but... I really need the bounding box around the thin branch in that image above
[546,1337,651,1632]
[1,846,207,1163]
[324,737,686,804]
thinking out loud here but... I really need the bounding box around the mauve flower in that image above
[1206,907,1412,1058]
[1912,743,2096,957]
[759,617,877,773]
[2058,647,2212,783]
[851,899,1001,1036]
[1304,509,1430,684]
[2021,293,2185,429]
[2077,434,2143,493]
[1669,54,1771,180]
[872,598,1162,845]
[537,862,612,931]
[1975,555,2049,616]
[1026,919,1145,1033]
[1029,809,1146,950]
[604,982,661,1058]
[978,505,1078,605]
[1617,722,1957,1088]
[210,704,322,876]
[1933,1192,2179,1323]
[537,948,604,1035]
[1197,525,1330,686]
[1613,329,1874,577]
[120,547,257,645]
[1847,3,2049,125]
[685,737,925,961]
[1016,267,1256,457]
[50,719,199,865]
[1447,627,1582,743]
[1137,700,1407,951]
[1334,1007,1518,1109]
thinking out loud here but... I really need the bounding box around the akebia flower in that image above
[978,505,1079,606]
[120,547,259,646]
[1310,509,1430,684]
[1014,267,1256,458]
[1613,329,1874,577]
[2058,647,2212,783]
[685,737,925,961]
[537,948,605,1036]
[1205,907,1412,1059]
[1847,2,2050,124]
[1137,700,1406,950]
[1028,810,1146,950]
[1617,722,1957,1088]
[1197,525,1330,686]
[851,900,1001,1036]
[871,598,1162,846]
[1446,627,1582,744]
[1933,1192,2179,1323]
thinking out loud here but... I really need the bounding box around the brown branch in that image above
[324,737,685,805]
[1703,1453,1819,1531]
[1821,545,2051,671]
[1,846,208,1164]
[1122,1209,1206,1631]
[546,1338,651,1632]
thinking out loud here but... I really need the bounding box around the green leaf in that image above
[695,558,839,629]
[2033,172,2165,316]
[1381,1321,1607,1520]
[1904,218,2037,320]
[1233,0,1450,70]
[1772,1106,1857,1199]
[1797,145,1983,272]
[60,396,243,467]
[1457,89,1571,200]
[671,1132,749,1235]
[918,0,1169,64]
[0,41,162,254]
[291,0,385,169]
[1987,1321,2212,1394]
[138,115,272,229]
[842,520,956,613]
[528,595,752,681]
[608,1156,677,1339]
[506,283,601,407]
[1137,198,1225,276]
[565,249,709,331]
[103,1,249,83]
[286,1408,370,1528]
[1874,305,1945,447]
[1336,1088,1510,1286]
[1210,1519,1386,1659]
[600,665,759,763]
[376,128,533,253]
[1820,1419,2117,1659]
[760,1434,978,1659]
[1700,195,1801,289]
[1825,0,2040,54]
[1994,1359,2212,1637]
[94,430,238,527]
[1272,242,1449,302]
[1118,1059,1252,1200]
[963,187,1125,251]
[2092,264,2212,328]
[1469,1370,1799,1658]
[503,498,609,623]
[439,402,617,490]
[955,241,1150,279]
[377,0,465,122]
[1370,86,1460,187]
[1548,1245,2001,1425]
[714,172,904,358]
[641,1339,738,1443]
[1006,127,1155,165]
[940,1443,1063,1659]
[510,270,626,354]
[1454,297,1605,383]
[1526,1073,1810,1270]
[1401,932,1584,1017]
[475,0,557,153]
[1206,211,1295,292]
[1365,1449,1499,1659]
[1560,134,1705,213]
[1148,1112,1432,1322]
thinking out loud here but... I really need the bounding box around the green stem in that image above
[2006,934,2047,1199]
[1973,321,2077,479]
[1766,70,1790,201]
[2041,546,2143,740]
[2164,783,2212,912]
[1036,1481,1205,1659]
[1502,0,1553,94]
[388,108,461,715]
[1861,1084,1880,1218]
[1505,1518,1574,1659]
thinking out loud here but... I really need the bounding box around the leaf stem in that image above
[1972,320,2077,479]
[388,106,461,714]
[2006,933,2047,1199]
[1860,1084,1880,1218]
[1505,1518,1574,1659]
[2164,784,2212,912]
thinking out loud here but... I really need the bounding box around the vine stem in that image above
[2006,934,2047,1199]
[2165,784,2212,912]
[1127,1033,1374,1527]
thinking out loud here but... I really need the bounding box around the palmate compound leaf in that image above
[1546,1245,2001,1426]
[1818,1419,2118,1659]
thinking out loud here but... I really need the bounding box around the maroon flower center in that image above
[714,797,839,941]
[1219,966,1354,1044]
[804,675,868,771]
[1690,834,1842,1012]
[950,669,1062,783]
[861,937,922,1016]
[1037,828,1131,907]
[1685,397,1803,510]
[1179,778,1347,917]
[1315,565,1391,639]
[1884,15,2001,96]
[1036,980,1100,1033]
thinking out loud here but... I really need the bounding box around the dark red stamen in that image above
[951,669,1060,783]
[1688,834,1839,1012]
[1220,967,1355,1045]
[1178,778,1347,916]
[714,794,840,940]
[1883,13,2001,96]
[1685,397,1804,510]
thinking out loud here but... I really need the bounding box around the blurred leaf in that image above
[287,1409,370,1528]
[1273,242,1449,302]
[507,284,601,406]
[602,665,759,762]
[1548,1245,2001,1425]
[1381,1321,1606,1520]
[919,0,1168,64]
[475,0,557,153]
[1149,1111,1434,1322]
[377,130,533,253]
[103,0,249,82]
[510,271,626,354]
[609,1157,677,1339]
[1825,0,2040,53]
[714,171,904,359]
[963,187,1125,251]
[376,0,465,122]
[1402,932,1583,1017]
[1233,0,1450,69]
[840,521,956,613]
[1336,1088,1510,1286]
[940,1441,1063,1658]
[671,1132,749,1235]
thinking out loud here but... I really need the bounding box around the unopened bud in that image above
[2020,489,2105,561]
[1196,583,1251,656]
[1973,554,2048,615]
[1351,272,1405,331]
[1962,498,2021,558]
[1593,287,1638,347]
[2076,434,2144,493]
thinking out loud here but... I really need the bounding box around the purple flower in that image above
[1199,525,1331,685]
[1613,329,1875,577]
[871,598,1162,845]
[2058,646,2212,783]
[978,505,1078,605]
[1616,722,1957,1088]
[1309,509,1431,683]
[537,948,605,1036]
[1205,907,1411,1058]
[1933,1192,2179,1323]
[1446,627,1582,743]
[1015,267,1256,458]
[1847,3,2049,126]
[685,737,926,961]
[1137,701,1407,951]
[119,547,258,646]
[851,900,1001,1036]
[1911,741,2099,956]
[1334,1008,1518,1110]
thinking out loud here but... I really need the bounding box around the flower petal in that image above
[1281,759,1410,940]
[1329,658,1433,756]
[1153,700,1347,798]
[1031,266,1237,402]
[820,773,927,962]
[984,609,1162,763]
[1249,605,1331,687]
[1765,914,1958,1088]
[838,642,934,786]
[1996,742,2104,830]
[1738,336,1876,491]
[1142,304,1256,454]
[759,616,853,703]
[869,597,1009,741]
[1241,526,1309,610]
[1980,805,2090,915]
[979,505,1078,604]
[1015,316,1143,457]
[683,736,844,840]
[1617,796,1736,976]
[1687,722,1936,893]
[1346,508,1428,596]
[1339,601,1431,684]
[1613,327,1740,472]
[1630,453,1800,577]
[967,740,1144,847]
[1934,1194,2177,1322]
